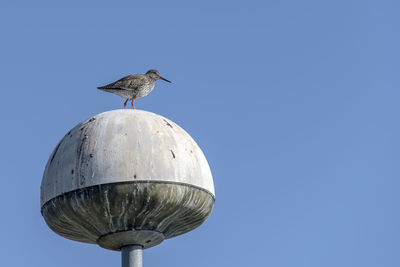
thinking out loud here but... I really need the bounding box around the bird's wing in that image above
[98,74,146,90]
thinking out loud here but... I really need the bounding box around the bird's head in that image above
[146,69,171,83]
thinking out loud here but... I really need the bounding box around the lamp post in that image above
[41,110,215,267]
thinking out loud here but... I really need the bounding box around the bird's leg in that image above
[124,99,128,109]
[131,98,135,109]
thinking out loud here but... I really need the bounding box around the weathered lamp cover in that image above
[40,110,215,254]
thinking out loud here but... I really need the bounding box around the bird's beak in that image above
[160,76,172,83]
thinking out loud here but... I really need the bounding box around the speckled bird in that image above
[97,69,171,109]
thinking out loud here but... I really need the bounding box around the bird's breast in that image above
[134,83,155,99]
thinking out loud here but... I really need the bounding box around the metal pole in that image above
[122,245,143,267]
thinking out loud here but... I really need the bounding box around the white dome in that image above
[41,109,214,206]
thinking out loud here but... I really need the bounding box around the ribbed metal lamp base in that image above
[41,182,214,250]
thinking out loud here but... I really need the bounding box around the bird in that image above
[97,69,171,109]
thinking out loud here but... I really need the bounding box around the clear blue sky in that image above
[1,0,399,266]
